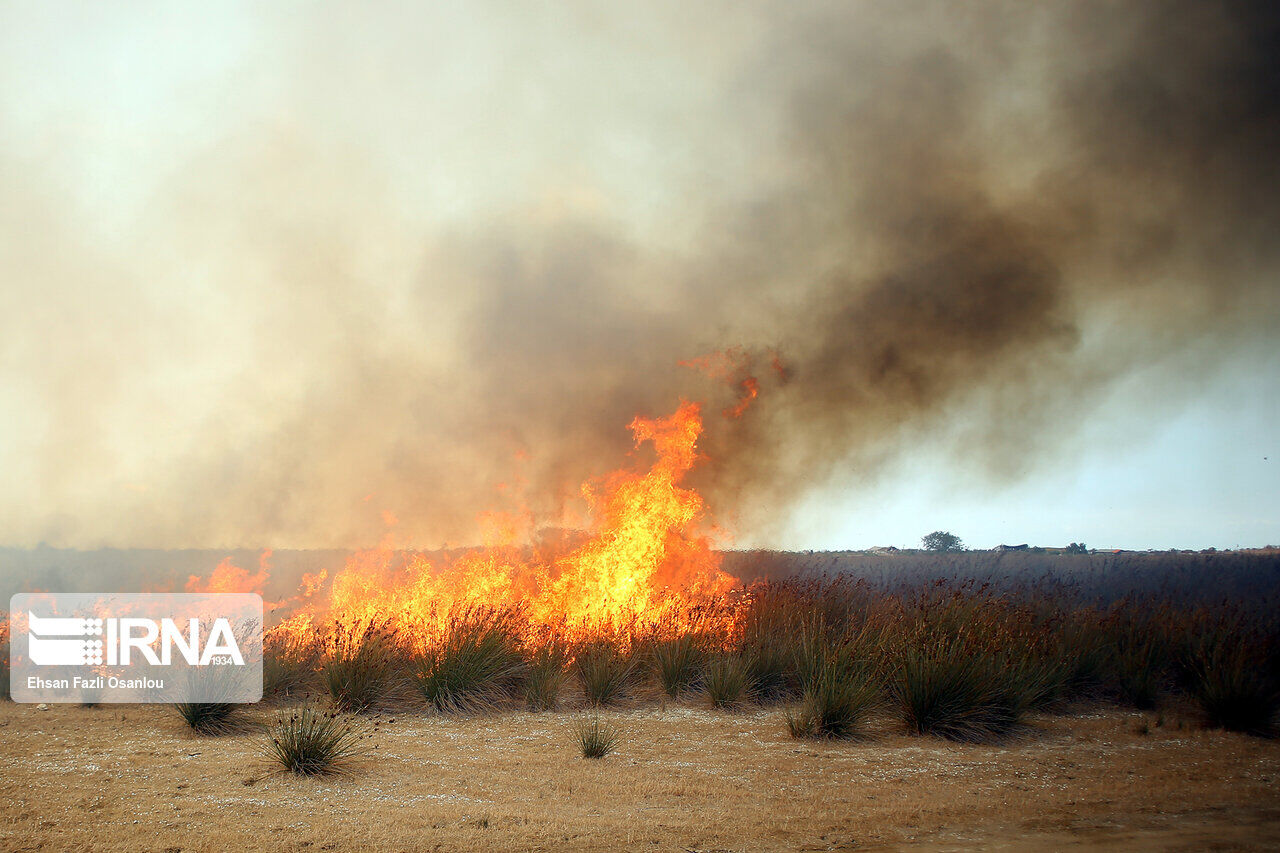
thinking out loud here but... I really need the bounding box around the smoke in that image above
[1,1,1276,549]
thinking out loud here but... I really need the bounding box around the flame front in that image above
[262,400,736,648]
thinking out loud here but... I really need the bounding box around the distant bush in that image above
[921,531,965,552]
[574,714,619,759]
[1065,542,1088,555]
[264,706,373,775]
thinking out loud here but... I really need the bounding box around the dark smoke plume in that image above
[1,1,1276,548]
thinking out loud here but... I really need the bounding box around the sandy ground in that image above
[1,700,1278,852]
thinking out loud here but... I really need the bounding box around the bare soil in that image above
[1,701,1277,851]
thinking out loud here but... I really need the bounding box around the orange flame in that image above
[185,552,270,596]
[680,347,764,418]
[255,400,736,648]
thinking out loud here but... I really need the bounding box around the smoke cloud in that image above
[1,1,1276,548]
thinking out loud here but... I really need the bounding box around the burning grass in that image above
[222,399,1276,741]
[247,570,1280,747]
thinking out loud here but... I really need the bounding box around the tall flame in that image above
[257,400,736,646]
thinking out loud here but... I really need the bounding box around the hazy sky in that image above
[2,1,1277,551]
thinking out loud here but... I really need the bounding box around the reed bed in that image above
[259,565,1279,741]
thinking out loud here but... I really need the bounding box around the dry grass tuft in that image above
[322,621,400,713]
[264,705,373,775]
[411,607,525,713]
[574,714,619,759]
[576,642,635,706]
[174,702,243,734]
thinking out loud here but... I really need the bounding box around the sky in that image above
[798,355,1280,550]
[1,1,1277,552]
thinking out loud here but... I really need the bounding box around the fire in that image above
[185,551,270,596]
[679,346,766,418]
[257,400,738,648]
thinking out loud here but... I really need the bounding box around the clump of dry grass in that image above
[263,628,322,699]
[576,642,635,706]
[886,591,1060,742]
[174,702,242,734]
[524,634,568,711]
[704,654,754,709]
[411,607,525,713]
[786,626,880,739]
[892,639,1024,742]
[651,634,704,699]
[736,584,805,700]
[264,705,374,775]
[1182,615,1278,736]
[1094,600,1201,711]
[322,621,400,712]
[574,714,619,759]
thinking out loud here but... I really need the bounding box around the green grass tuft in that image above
[786,631,880,739]
[524,639,568,712]
[704,654,754,709]
[892,638,1037,743]
[1185,635,1278,736]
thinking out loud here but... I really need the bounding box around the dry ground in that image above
[1,701,1278,852]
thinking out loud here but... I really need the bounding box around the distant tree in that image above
[1065,542,1088,555]
[921,531,964,552]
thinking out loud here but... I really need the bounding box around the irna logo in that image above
[26,611,245,667]
[9,592,263,704]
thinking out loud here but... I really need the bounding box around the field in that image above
[3,549,1280,851]
[2,702,1279,851]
